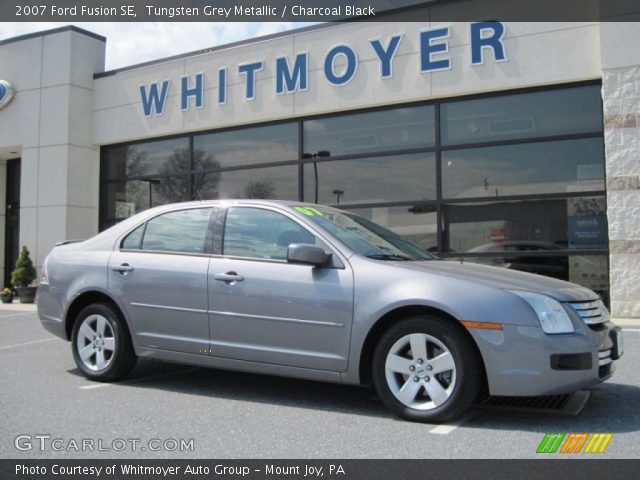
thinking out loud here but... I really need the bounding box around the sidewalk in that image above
[0,301,638,326]
[0,302,37,312]
[613,318,640,328]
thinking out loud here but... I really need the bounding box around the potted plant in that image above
[1,287,13,304]
[11,246,37,304]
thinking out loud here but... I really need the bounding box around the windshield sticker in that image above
[294,207,324,216]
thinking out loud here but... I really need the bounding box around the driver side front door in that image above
[208,206,354,371]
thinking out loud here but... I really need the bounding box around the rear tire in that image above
[372,315,482,423]
[71,302,136,382]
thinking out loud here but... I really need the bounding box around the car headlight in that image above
[508,290,574,334]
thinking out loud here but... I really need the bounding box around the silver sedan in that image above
[38,200,623,422]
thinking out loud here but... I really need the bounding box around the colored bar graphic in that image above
[537,433,613,454]
[537,433,565,453]
[560,433,589,453]
[584,433,613,453]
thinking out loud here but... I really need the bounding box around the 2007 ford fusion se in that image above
[38,200,623,422]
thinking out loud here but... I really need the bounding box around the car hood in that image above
[388,259,598,302]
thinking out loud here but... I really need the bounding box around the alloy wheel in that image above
[75,314,116,371]
[384,333,457,410]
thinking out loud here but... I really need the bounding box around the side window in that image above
[140,208,213,254]
[122,224,144,250]
[223,207,318,260]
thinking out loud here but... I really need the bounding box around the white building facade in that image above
[0,21,639,317]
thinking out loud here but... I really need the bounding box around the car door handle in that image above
[112,263,134,273]
[214,272,244,283]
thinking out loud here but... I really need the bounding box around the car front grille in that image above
[569,300,610,326]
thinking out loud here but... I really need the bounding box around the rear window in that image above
[121,208,213,254]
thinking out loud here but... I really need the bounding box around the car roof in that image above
[77,200,341,251]
[152,199,334,212]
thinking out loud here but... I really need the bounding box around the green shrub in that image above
[11,246,37,287]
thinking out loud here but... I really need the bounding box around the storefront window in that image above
[99,82,608,300]
[441,85,603,146]
[442,138,605,199]
[443,197,608,253]
[197,165,298,201]
[100,177,190,223]
[303,153,436,205]
[345,205,438,253]
[101,137,190,180]
[303,105,435,157]
[194,123,298,168]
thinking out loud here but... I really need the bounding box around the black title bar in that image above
[1,0,639,22]
[2,460,640,480]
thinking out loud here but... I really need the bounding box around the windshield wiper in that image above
[365,253,414,261]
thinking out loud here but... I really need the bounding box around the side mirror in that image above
[287,243,330,267]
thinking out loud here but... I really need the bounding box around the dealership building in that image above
[0,18,639,317]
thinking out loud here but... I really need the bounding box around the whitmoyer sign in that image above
[139,22,508,117]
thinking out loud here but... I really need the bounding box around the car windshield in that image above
[292,206,436,261]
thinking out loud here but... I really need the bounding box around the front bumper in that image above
[469,320,621,397]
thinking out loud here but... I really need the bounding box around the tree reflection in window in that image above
[146,147,222,203]
[243,179,275,199]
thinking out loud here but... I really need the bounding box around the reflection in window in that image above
[99,81,609,305]
[223,207,316,260]
[447,255,609,305]
[122,224,144,249]
[303,105,435,157]
[442,138,605,199]
[198,166,298,201]
[296,206,434,260]
[101,138,190,180]
[101,177,190,222]
[451,253,568,280]
[443,197,608,253]
[141,208,212,254]
[303,154,436,205]
[441,85,603,146]
[194,123,298,168]
[345,205,438,252]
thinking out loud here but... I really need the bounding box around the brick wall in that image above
[601,24,640,318]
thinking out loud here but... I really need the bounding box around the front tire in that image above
[372,316,482,423]
[71,303,136,382]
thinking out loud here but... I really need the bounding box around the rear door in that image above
[108,207,216,355]
[207,206,354,371]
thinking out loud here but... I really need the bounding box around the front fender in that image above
[342,257,540,384]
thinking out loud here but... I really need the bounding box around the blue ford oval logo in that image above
[0,80,15,110]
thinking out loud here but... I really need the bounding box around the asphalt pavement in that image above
[1,308,639,459]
